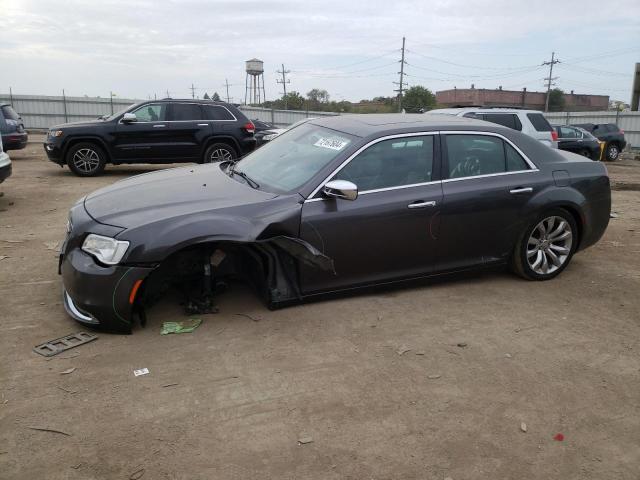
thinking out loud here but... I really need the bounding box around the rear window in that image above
[203,105,235,121]
[170,103,203,121]
[1,105,20,121]
[482,113,522,131]
[526,113,553,132]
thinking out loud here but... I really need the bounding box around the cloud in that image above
[1,0,639,101]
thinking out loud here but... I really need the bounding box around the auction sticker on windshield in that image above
[314,137,349,151]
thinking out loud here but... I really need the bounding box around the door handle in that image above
[408,200,436,209]
[510,187,533,194]
[197,123,209,126]
[153,124,166,128]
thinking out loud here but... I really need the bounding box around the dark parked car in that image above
[573,123,626,161]
[553,125,601,160]
[0,103,28,150]
[252,118,279,146]
[44,99,256,176]
[59,114,611,333]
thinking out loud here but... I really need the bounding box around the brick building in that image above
[435,87,609,111]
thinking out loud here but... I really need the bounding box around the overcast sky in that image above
[2,0,639,103]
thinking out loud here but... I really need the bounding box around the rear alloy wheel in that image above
[512,209,577,280]
[66,143,106,177]
[605,143,620,161]
[203,143,237,164]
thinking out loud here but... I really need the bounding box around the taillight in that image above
[551,130,558,141]
[243,121,255,134]
[620,129,624,134]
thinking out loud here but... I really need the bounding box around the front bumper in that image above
[0,154,11,183]
[61,247,155,333]
[44,141,65,164]
[1,133,28,150]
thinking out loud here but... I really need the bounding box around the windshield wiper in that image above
[229,164,260,189]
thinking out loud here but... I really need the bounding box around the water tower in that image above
[245,58,266,105]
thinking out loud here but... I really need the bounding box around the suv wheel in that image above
[66,143,106,176]
[512,209,577,281]
[203,143,237,164]
[605,143,620,161]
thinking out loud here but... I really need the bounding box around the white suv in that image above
[427,108,559,148]
[0,136,12,184]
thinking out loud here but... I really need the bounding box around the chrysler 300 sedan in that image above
[59,114,611,333]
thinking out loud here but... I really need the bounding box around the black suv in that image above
[0,103,28,150]
[573,123,626,161]
[44,99,257,176]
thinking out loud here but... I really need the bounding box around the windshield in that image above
[232,123,356,193]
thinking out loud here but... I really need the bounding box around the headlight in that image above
[82,234,129,265]
[50,130,63,137]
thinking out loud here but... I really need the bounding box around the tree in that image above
[548,88,565,112]
[306,88,330,109]
[212,92,221,101]
[203,92,210,100]
[401,86,436,113]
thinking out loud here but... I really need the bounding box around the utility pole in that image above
[542,52,560,112]
[276,63,291,109]
[225,78,231,103]
[190,83,197,99]
[166,89,171,98]
[393,37,408,112]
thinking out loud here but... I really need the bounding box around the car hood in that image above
[52,119,109,129]
[84,164,279,229]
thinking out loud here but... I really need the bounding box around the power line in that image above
[293,48,399,74]
[276,63,291,108]
[542,52,561,112]
[393,37,408,112]
[406,49,539,71]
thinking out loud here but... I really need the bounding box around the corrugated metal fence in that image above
[0,94,339,130]
[0,94,139,129]
[1,93,638,147]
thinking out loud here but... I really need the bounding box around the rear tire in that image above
[511,208,578,281]
[605,143,620,161]
[66,143,107,177]
[202,143,237,164]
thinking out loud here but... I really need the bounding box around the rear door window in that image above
[526,113,553,132]
[203,105,235,121]
[482,113,522,131]
[170,103,203,121]
[445,134,530,179]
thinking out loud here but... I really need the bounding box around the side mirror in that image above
[323,179,358,201]
[122,113,137,123]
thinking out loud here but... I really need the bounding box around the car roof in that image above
[429,107,544,115]
[309,113,505,137]
[143,99,235,106]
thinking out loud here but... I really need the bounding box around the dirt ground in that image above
[1,137,639,480]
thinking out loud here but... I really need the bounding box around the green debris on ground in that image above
[160,318,202,335]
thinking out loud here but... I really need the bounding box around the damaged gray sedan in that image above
[59,114,610,333]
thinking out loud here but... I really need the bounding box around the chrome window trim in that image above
[304,130,540,203]
[119,102,237,124]
[306,131,439,201]
[441,169,536,183]
[439,130,538,171]
[305,179,442,203]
